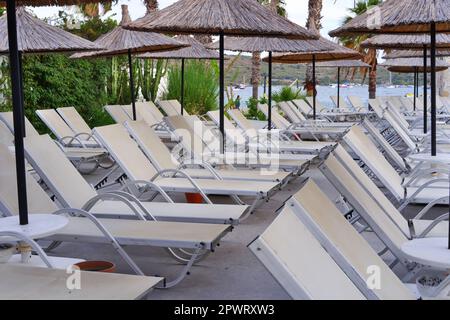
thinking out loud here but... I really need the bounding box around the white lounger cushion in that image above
[57,107,92,135]
[52,217,230,250]
[90,201,247,224]
[249,207,365,300]
[290,180,415,300]
[0,264,162,300]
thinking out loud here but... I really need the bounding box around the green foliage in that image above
[0,7,5,16]
[272,86,304,103]
[64,16,118,41]
[244,97,266,121]
[163,60,219,115]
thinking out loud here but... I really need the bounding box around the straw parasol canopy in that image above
[0,7,102,54]
[125,0,318,40]
[139,35,219,60]
[71,5,187,58]
[207,36,329,53]
[264,37,362,63]
[311,60,371,68]
[329,0,450,36]
[384,49,450,59]
[361,34,450,50]
[381,57,450,73]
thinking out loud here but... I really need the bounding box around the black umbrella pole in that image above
[128,49,136,121]
[337,67,340,109]
[7,0,28,225]
[18,51,26,136]
[423,47,427,134]
[268,52,272,130]
[312,55,316,120]
[181,58,185,115]
[219,32,225,154]
[430,22,437,157]
[413,68,417,111]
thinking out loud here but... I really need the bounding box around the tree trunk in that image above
[251,52,261,99]
[368,68,377,99]
[144,0,158,13]
[304,0,323,96]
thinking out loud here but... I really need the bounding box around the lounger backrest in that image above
[362,119,407,171]
[292,99,312,116]
[249,206,365,300]
[305,96,324,110]
[385,102,410,131]
[258,104,290,130]
[104,105,131,124]
[333,145,410,237]
[0,112,40,137]
[165,115,210,156]
[290,179,414,300]
[368,99,386,118]
[0,143,58,216]
[133,103,160,127]
[35,109,75,141]
[183,115,222,154]
[121,105,143,121]
[398,97,414,112]
[158,100,178,116]
[415,97,425,111]
[24,134,98,209]
[208,110,248,146]
[331,96,351,110]
[348,96,365,110]
[227,109,255,132]
[343,126,404,200]
[93,124,158,181]
[168,100,190,116]
[382,110,417,151]
[143,101,165,123]
[286,101,307,121]
[0,121,13,146]
[56,107,92,134]
[320,154,410,264]
[124,121,178,171]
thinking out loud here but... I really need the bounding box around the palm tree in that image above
[304,0,323,96]
[144,0,158,12]
[338,0,381,98]
[251,0,286,99]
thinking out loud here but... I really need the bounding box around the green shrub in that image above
[244,97,266,121]
[163,60,219,115]
[272,86,304,103]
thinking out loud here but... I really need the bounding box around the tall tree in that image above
[304,0,323,96]
[251,0,285,99]
[144,0,158,13]
[338,0,381,99]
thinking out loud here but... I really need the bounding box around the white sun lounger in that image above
[124,121,293,184]
[158,100,179,116]
[343,126,450,205]
[330,96,353,111]
[35,109,102,148]
[348,96,367,111]
[56,107,94,137]
[104,105,131,124]
[288,179,417,300]
[164,115,313,174]
[249,206,366,300]
[326,145,449,239]
[92,124,281,214]
[0,264,162,300]
[209,109,335,156]
[22,135,247,224]
[319,153,448,276]
[0,112,109,172]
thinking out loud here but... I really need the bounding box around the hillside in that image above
[224,55,415,87]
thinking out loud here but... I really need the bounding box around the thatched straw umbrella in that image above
[381,57,450,72]
[0,2,104,228]
[139,35,219,115]
[265,37,362,118]
[384,49,450,59]
[125,0,318,152]
[311,60,371,108]
[71,5,186,120]
[330,0,450,161]
[208,36,330,128]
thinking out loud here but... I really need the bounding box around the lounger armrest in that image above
[60,135,87,148]
[119,180,175,204]
[81,193,147,220]
[416,213,449,238]
[52,208,144,275]
[178,161,224,180]
[0,231,54,268]
[402,169,450,188]
[151,169,213,204]
[399,178,450,211]
[413,196,450,220]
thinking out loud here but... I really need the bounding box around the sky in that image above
[30,0,357,39]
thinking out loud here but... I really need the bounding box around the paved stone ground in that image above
[44,164,448,300]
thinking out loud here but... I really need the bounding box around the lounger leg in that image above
[241,195,265,220]
[158,247,202,289]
